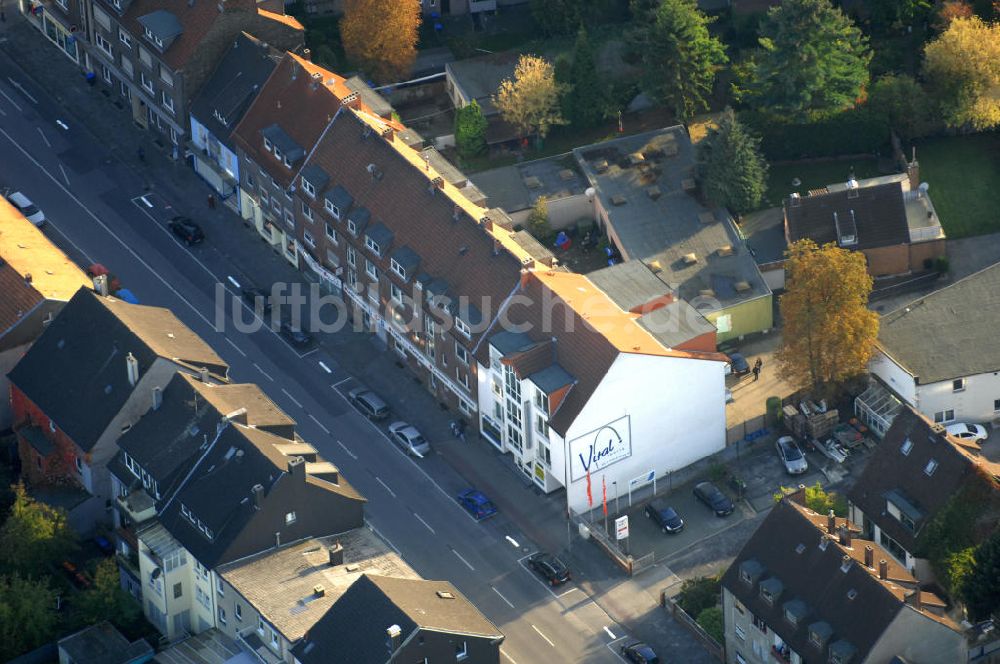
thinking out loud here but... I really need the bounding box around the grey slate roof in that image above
[573,126,769,309]
[389,245,421,278]
[137,10,183,42]
[527,364,574,394]
[261,124,305,163]
[785,182,910,250]
[300,164,331,193]
[489,330,536,355]
[7,289,227,452]
[292,575,502,664]
[347,206,370,231]
[365,221,394,250]
[190,34,279,147]
[878,262,1000,383]
[323,184,353,213]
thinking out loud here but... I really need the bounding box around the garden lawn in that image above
[764,159,880,208]
[913,134,1000,239]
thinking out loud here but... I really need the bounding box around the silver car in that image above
[388,421,431,458]
[5,191,46,227]
[776,436,808,475]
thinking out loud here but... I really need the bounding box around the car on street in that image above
[457,488,497,520]
[168,216,204,245]
[776,435,809,475]
[726,352,750,376]
[241,286,272,314]
[620,642,659,664]
[388,421,431,457]
[693,481,735,517]
[945,422,988,443]
[527,552,571,586]
[279,319,312,347]
[643,499,684,534]
[347,387,390,421]
[5,190,45,226]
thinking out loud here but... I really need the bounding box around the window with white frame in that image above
[535,414,549,438]
[535,389,549,414]
[455,343,468,364]
[301,178,316,197]
[119,29,132,48]
[390,283,402,302]
[301,201,313,221]
[144,28,164,49]
[366,259,378,280]
[217,606,226,625]
[273,145,282,162]
[285,511,297,525]
[456,641,468,661]
[140,71,154,93]
[347,245,356,267]
[538,441,551,466]
[216,576,224,596]
[324,199,340,218]
[96,33,113,57]
[284,208,294,228]
[390,257,406,279]
[933,409,955,423]
[953,378,966,392]
[235,603,242,622]
[161,91,174,114]
[326,224,338,244]
[365,236,381,256]
[101,65,112,83]
[303,231,315,248]
[347,218,359,236]
[264,137,273,153]
[900,438,913,455]
[925,459,939,476]
[454,316,471,338]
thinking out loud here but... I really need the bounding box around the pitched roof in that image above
[231,53,351,189]
[846,405,995,553]
[218,530,419,643]
[785,182,910,250]
[721,499,958,662]
[878,262,1000,384]
[7,289,228,451]
[189,33,281,146]
[121,0,231,71]
[0,197,90,336]
[293,575,503,664]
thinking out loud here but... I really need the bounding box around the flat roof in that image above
[471,154,588,214]
[573,126,769,309]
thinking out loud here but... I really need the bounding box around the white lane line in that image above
[332,377,351,388]
[224,337,247,357]
[530,625,555,648]
[308,414,330,434]
[500,649,518,664]
[8,78,37,104]
[0,127,221,332]
[0,87,23,111]
[337,440,358,460]
[281,388,303,408]
[318,361,332,374]
[491,585,515,609]
[505,535,520,548]
[37,127,51,148]
[557,587,579,598]
[253,363,273,381]
[413,512,436,535]
[375,477,397,498]
[604,626,617,640]
[58,164,70,187]
[450,547,475,571]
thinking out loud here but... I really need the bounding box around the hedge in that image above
[739,108,890,161]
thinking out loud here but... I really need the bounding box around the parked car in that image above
[945,422,988,443]
[693,481,735,517]
[643,499,684,534]
[527,552,571,586]
[726,352,750,376]
[776,436,809,475]
[5,190,45,226]
[168,216,204,245]
[347,387,389,421]
[241,286,272,313]
[279,319,313,347]
[620,642,659,664]
[388,421,431,457]
[457,489,497,520]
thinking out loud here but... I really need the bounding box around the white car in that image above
[945,423,988,443]
[776,436,808,474]
[388,421,431,458]
[5,191,46,227]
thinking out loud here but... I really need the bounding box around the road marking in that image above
[8,78,37,104]
[332,377,351,388]
[56,120,69,131]
[224,337,247,357]
[505,535,520,548]
[253,363,273,381]
[0,87,23,111]
[450,547,475,571]
[36,127,51,148]
[500,649,518,664]
[318,361,332,374]
[58,164,70,187]
[491,585,515,609]
[337,440,358,460]
[281,388,303,408]
[413,512,435,534]
[604,626,617,640]
[375,476,396,498]
[138,195,154,208]
[307,414,330,434]
[530,625,555,648]
[557,587,579,598]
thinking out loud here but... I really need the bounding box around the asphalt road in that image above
[0,58,639,664]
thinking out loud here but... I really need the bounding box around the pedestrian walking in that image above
[207,194,216,209]
[752,358,763,382]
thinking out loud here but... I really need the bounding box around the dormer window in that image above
[284,156,291,169]
[324,200,340,218]
[273,145,282,161]
[454,317,471,339]
[900,438,913,455]
[365,236,381,256]
[760,587,774,605]
[925,459,939,476]
[213,109,225,124]
[143,28,164,49]
[264,137,273,153]
[111,0,121,9]
[740,568,752,585]
[301,178,316,197]
[347,218,358,236]
[390,258,406,279]
[784,608,798,626]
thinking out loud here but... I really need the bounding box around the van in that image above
[348,387,389,421]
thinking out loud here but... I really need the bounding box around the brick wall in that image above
[863,244,910,278]
[10,385,85,488]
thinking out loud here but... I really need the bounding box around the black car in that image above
[727,352,750,376]
[693,481,735,517]
[620,642,659,664]
[643,499,684,534]
[168,216,204,245]
[279,319,312,347]
[241,286,272,314]
[527,552,571,586]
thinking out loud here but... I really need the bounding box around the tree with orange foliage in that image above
[340,0,421,84]
[933,0,973,30]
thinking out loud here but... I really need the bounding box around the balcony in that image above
[236,630,283,664]
[116,488,156,524]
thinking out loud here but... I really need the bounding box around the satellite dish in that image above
[585,187,596,199]
[919,182,929,193]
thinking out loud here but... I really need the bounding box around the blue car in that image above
[457,489,497,520]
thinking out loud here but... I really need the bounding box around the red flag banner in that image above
[586,471,593,507]
[602,476,608,516]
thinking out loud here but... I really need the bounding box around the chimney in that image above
[302,47,311,62]
[313,584,325,597]
[152,386,163,411]
[878,559,888,580]
[908,148,920,191]
[288,455,306,481]
[838,525,852,548]
[126,352,139,387]
[328,540,344,567]
[386,625,402,654]
[909,588,922,610]
[94,273,109,296]
[24,273,32,286]
[827,510,836,534]
[864,545,874,568]
[310,72,321,90]
[251,483,264,509]
[380,126,394,141]
[198,367,210,383]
